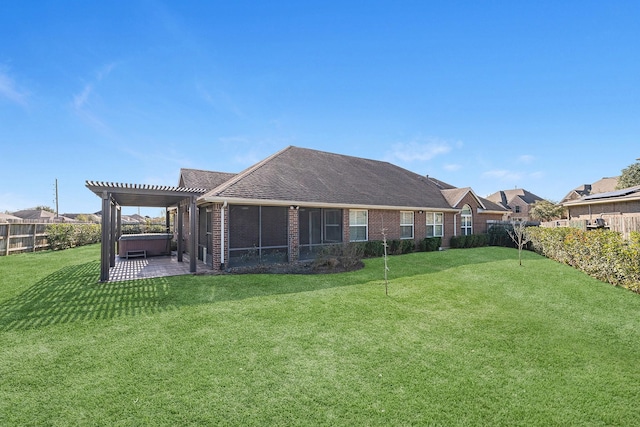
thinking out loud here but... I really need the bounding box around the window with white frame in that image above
[349,210,368,242]
[426,212,443,237]
[461,204,473,235]
[400,211,414,239]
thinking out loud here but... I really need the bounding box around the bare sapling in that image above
[381,226,389,295]
[507,220,531,266]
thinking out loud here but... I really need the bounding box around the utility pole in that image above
[55,178,59,218]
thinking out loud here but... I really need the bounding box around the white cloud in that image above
[517,154,535,164]
[482,169,524,181]
[388,138,454,163]
[444,163,462,171]
[0,68,29,107]
[73,83,93,110]
[71,62,116,130]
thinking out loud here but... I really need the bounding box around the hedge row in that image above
[45,223,102,251]
[450,234,488,249]
[350,237,442,258]
[527,227,640,293]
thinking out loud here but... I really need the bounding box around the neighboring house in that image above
[485,188,545,222]
[0,212,23,223]
[561,177,619,204]
[561,185,640,238]
[11,209,76,223]
[176,146,507,270]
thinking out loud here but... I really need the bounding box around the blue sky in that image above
[1,1,638,216]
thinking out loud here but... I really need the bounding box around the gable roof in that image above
[485,188,544,209]
[561,176,619,203]
[200,146,456,210]
[440,188,507,213]
[179,168,236,190]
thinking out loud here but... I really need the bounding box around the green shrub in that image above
[487,224,516,248]
[418,237,441,252]
[46,223,101,251]
[450,234,488,249]
[527,227,640,292]
[312,243,364,271]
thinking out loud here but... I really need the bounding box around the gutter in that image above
[198,196,460,213]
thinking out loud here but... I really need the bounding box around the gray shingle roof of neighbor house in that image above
[485,188,544,209]
[11,209,57,220]
[179,168,236,190]
[561,176,619,203]
[0,212,23,222]
[199,146,458,210]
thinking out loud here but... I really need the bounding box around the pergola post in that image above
[189,196,197,273]
[100,191,111,282]
[177,203,184,262]
[110,200,117,267]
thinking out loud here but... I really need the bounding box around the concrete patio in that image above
[108,254,211,282]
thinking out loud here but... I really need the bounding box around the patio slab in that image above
[108,254,210,282]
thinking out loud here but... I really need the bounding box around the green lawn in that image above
[1,245,639,426]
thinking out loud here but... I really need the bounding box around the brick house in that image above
[485,188,545,222]
[178,146,506,270]
[88,146,508,280]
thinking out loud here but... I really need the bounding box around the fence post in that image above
[3,223,8,256]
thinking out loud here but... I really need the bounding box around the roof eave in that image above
[198,195,460,212]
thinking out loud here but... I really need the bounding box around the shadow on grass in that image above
[0,261,177,332]
[0,247,520,332]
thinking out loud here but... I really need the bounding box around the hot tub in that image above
[118,233,172,258]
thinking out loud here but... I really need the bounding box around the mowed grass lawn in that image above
[1,245,640,426]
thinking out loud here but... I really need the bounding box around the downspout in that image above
[221,201,228,269]
[453,212,458,237]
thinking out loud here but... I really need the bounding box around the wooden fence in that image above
[540,215,640,240]
[0,223,50,255]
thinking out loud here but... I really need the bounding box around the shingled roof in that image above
[200,146,456,210]
[179,168,236,190]
[485,188,544,209]
[440,188,506,213]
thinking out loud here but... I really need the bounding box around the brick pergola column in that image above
[288,206,299,263]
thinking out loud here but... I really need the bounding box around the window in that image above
[299,208,344,259]
[400,211,414,239]
[426,212,443,237]
[515,206,521,213]
[324,209,343,243]
[349,210,368,242]
[461,204,472,236]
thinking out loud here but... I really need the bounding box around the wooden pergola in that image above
[85,181,207,282]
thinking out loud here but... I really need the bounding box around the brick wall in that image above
[368,209,401,240]
[288,207,299,262]
[211,203,229,271]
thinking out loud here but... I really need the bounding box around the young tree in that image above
[529,200,566,222]
[507,220,532,266]
[616,161,640,189]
